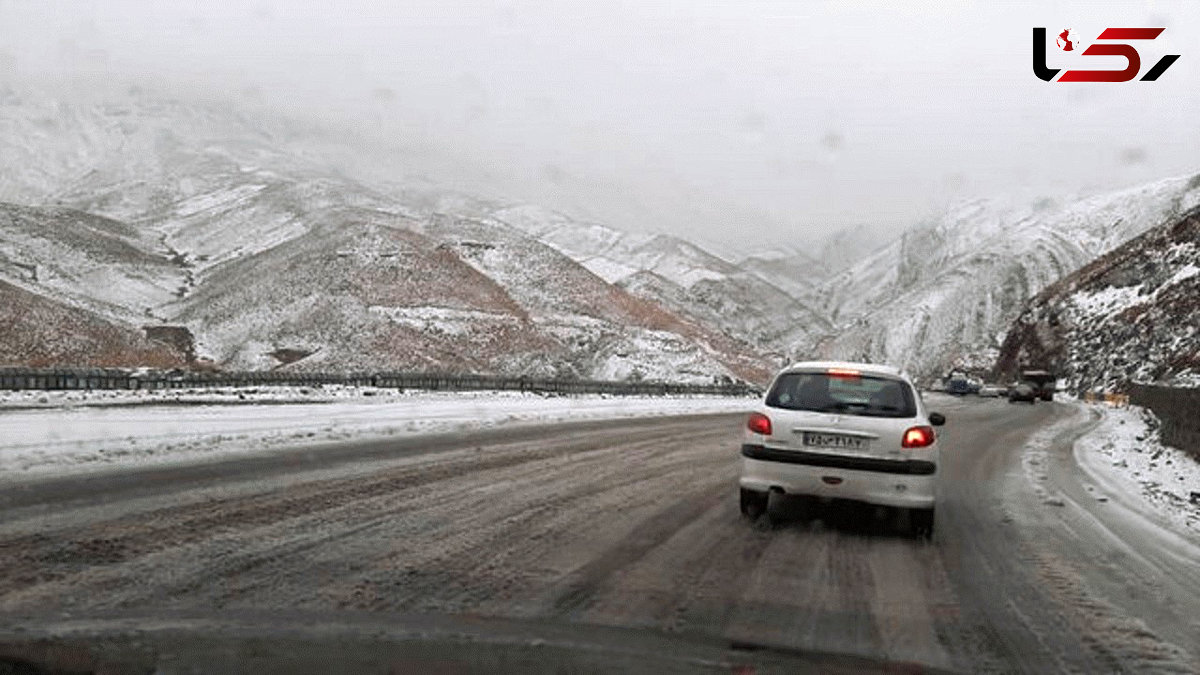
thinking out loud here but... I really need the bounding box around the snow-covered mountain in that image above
[814,224,899,276]
[6,85,1196,386]
[488,204,833,357]
[995,206,1200,391]
[815,175,1200,379]
[736,250,827,300]
[0,87,772,383]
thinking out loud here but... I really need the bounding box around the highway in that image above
[1,396,1197,673]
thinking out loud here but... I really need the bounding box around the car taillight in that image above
[827,367,861,378]
[902,425,935,448]
[747,412,772,435]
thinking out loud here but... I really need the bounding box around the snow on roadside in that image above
[1019,404,1092,507]
[0,385,416,410]
[0,390,755,480]
[1075,404,1200,537]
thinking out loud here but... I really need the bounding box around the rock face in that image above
[814,176,1200,380]
[994,207,1200,392]
[142,326,197,363]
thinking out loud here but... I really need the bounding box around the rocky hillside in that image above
[994,207,1200,392]
[0,280,183,368]
[815,175,1200,380]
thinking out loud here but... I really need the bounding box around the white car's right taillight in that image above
[902,425,936,448]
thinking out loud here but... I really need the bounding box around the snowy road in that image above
[0,390,755,478]
[1,397,1198,672]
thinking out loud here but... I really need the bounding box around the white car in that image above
[739,361,945,536]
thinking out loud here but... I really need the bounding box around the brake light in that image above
[827,367,861,378]
[902,425,935,448]
[747,412,772,435]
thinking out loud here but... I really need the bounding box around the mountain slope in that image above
[619,268,829,357]
[815,223,900,275]
[169,210,555,373]
[0,202,181,321]
[423,215,772,383]
[487,203,832,358]
[816,175,1200,379]
[994,207,1200,391]
[490,205,732,288]
[0,279,184,368]
[165,209,770,382]
[737,251,827,299]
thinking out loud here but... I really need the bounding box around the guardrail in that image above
[0,367,758,398]
[1127,384,1200,460]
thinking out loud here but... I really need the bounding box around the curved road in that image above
[1,397,1198,672]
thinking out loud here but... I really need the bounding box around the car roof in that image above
[780,360,904,378]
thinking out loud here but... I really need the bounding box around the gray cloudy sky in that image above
[2,1,1198,252]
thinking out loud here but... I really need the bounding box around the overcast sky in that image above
[2,1,1198,252]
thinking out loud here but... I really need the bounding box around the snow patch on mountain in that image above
[490,204,737,289]
[369,305,521,337]
[1069,285,1146,316]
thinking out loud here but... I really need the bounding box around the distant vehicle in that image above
[978,384,1005,398]
[1008,382,1037,404]
[945,374,976,396]
[1020,369,1056,401]
[739,361,945,537]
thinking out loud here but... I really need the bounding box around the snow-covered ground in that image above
[0,389,754,480]
[0,385,412,410]
[1075,404,1200,537]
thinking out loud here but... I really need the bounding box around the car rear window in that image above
[765,372,917,418]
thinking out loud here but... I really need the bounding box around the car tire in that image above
[740,488,768,519]
[765,490,792,526]
[910,507,935,539]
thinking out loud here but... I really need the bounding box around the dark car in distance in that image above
[1007,382,1037,404]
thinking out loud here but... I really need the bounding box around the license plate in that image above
[802,432,868,451]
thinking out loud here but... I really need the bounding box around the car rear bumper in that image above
[739,444,936,508]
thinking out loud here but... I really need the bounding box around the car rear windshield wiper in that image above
[810,402,852,413]
[856,408,908,417]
